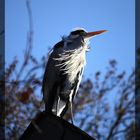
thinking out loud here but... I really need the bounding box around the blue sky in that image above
[6,0,135,78]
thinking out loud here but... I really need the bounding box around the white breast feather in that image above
[53,45,88,82]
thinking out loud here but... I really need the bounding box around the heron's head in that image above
[65,28,107,49]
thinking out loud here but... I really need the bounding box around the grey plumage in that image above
[42,28,107,123]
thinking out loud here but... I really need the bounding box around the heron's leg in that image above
[70,101,74,124]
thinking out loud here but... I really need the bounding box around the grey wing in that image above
[42,41,64,112]
[42,52,59,102]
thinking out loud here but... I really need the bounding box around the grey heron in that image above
[42,28,107,123]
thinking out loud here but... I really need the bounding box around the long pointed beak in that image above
[85,30,107,39]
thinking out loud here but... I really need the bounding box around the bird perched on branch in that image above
[42,28,106,123]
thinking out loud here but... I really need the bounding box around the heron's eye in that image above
[80,32,86,36]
